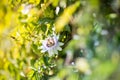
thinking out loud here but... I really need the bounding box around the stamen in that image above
[46,37,55,47]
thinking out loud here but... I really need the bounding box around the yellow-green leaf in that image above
[55,1,80,32]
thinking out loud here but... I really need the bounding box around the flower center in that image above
[46,37,55,47]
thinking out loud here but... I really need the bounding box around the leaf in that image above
[84,61,117,80]
[41,24,47,33]
[63,24,71,32]
[27,70,35,79]
[43,55,49,66]
[50,0,59,7]
[29,0,41,5]
[55,1,80,32]
[38,17,54,25]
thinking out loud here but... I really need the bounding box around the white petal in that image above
[41,49,47,53]
[53,36,58,44]
[38,46,47,52]
[48,50,54,56]
[54,48,58,54]
[38,46,43,49]
[42,41,50,50]
[42,40,47,45]
[56,35,59,39]
[40,40,44,43]
[57,46,62,51]
[59,42,64,46]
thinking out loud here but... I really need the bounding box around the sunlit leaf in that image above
[55,1,80,32]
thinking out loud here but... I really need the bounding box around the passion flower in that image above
[39,34,64,56]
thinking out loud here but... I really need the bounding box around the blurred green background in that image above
[0,0,120,80]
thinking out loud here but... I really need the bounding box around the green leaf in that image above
[55,1,80,32]
[27,70,35,79]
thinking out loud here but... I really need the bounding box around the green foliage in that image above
[0,0,120,80]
